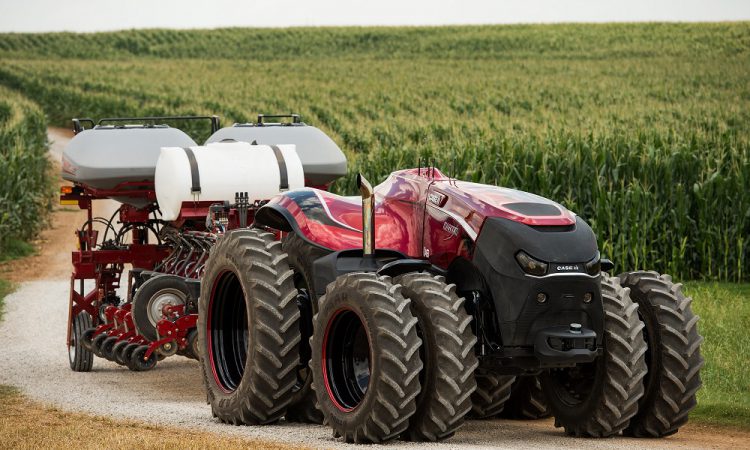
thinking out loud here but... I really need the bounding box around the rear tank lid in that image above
[206,121,347,186]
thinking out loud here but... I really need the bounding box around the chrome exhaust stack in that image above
[356,173,375,257]
[303,173,425,289]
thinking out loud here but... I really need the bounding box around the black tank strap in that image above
[183,145,287,195]
[270,145,289,191]
[182,147,201,194]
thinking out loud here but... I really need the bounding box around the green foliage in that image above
[0,86,52,255]
[0,23,748,279]
[686,282,750,429]
[0,238,35,263]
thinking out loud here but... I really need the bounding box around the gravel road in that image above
[0,129,742,449]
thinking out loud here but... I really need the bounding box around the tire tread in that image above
[619,271,704,438]
[543,274,647,437]
[312,273,423,444]
[395,273,478,441]
[198,229,300,425]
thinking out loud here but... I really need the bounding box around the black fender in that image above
[311,249,405,297]
[255,203,296,233]
[378,259,438,278]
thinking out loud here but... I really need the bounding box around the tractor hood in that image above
[430,178,577,240]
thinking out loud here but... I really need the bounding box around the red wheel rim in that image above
[321,307,371,412]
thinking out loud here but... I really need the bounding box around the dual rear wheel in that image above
[499,376,551,420]
[199,230,479,443]
[281,233,328,424]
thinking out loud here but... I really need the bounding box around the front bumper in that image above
[534,325,598,365]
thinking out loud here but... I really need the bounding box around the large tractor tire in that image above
[394,272,478,441]
[69,312,94,372]
[281,233,329,424]
[541,273,647,437]
[500,375,551,420]
[311,273,423,444]
[469,373,516,419]
[132,274,189,342]
[198,229,300,425]
[618,271,704,437]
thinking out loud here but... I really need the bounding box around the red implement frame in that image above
[62,182,252,348]
[63,183,169,347]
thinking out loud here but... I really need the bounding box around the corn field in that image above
[0,85,51,254]
[0,23,747,280]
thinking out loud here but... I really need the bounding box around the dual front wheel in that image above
[540,272,704,438]
[468,272,703,439]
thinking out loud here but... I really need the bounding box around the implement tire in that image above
[500,375,551,420]
[198,229,300,425]
[541,273,647,437]
[312,273,422,444]
[395,272,478,441]
[282,233,329,424]
[132,274,189,343]
[69,312,94,372]
[619,271,704,437]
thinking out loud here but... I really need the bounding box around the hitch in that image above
[533,325,599,366]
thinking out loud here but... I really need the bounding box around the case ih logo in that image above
[428,191,447,206]
[555,264,580,272]
[443,221,459,236]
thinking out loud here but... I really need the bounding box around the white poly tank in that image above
[154,141,304,221]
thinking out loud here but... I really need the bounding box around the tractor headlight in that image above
[515,251,548,276]
[584,252,601,275]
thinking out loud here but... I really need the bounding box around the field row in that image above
[0,23,747,60]
[0,85,51,255]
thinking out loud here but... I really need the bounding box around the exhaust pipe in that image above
[356,174,375,257]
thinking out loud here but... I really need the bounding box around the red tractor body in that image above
[257,166,604,372]
[260,167,575,261]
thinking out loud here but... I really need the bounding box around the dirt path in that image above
[0,128,747,449]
